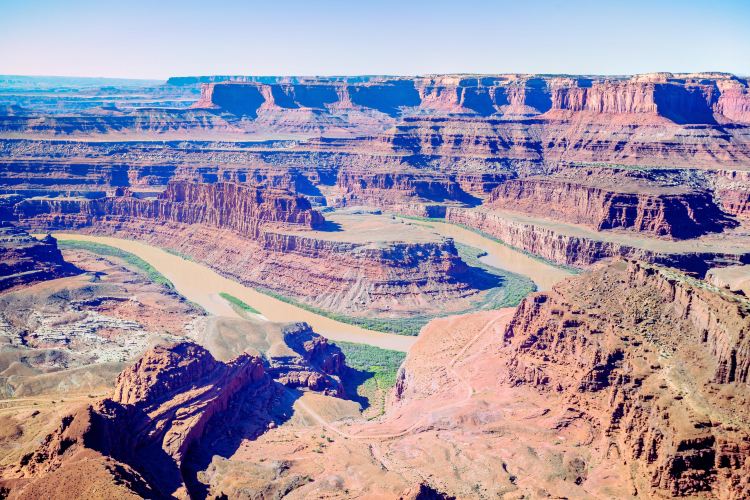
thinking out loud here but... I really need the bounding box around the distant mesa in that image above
[189,72,750,125]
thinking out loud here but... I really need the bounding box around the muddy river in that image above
[405,219,573,290]
[50,233,417,352]
[48,222,571,352]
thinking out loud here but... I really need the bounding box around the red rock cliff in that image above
[6,341,270,498]
[193,73,750,125]
[503,261,750,498]
[9,182,480,318]
[0,222,79,291]
[333,169,502,212]
[714,170,750,219]
[487,175,736,239]
[13,181,324,238]
[446,206,750,276]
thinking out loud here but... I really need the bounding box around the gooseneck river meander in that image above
[47,223,572,352]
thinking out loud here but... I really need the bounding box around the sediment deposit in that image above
[0,245,203,399]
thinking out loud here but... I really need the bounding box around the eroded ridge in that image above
[503,260,750,497]
[1,329,349,499]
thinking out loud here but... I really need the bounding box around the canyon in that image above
[2,74,749,280]
[5,181,516,322]
[1,72,750,499]
[6,259,749,498]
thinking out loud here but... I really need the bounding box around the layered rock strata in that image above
[446,207,750,275]
[12,181,323,237]
[193,73,750,124]
[2,320,353,499]
[3,341,271,498]
[9,261,750,498]
[503,260,750,498]
[0,222,78,291]
[267,322,345,396]
[3,73,750,171]
[7,182,479,317]
[331,169,507,215]
[714,170,750,219]
[486,171,736,239]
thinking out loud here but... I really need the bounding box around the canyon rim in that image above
[1,0,750,498]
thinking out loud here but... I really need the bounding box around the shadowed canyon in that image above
[1,72,750,499]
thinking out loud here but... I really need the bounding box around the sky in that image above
[0,0,748,80]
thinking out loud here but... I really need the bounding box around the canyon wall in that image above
[2,73,750,171]
[714,170,750,219]
[0,108,245,135]
[446,207,750,274]
[272,322,346,395]
[6,182,483,318]
[88,222,472,317]
[487,176,735,239]
[503,261,750,498]
[12,181,323,238]
[1,324,351,498]
[193,73,750,125]
[5,341,270,498]
[331,169,507,212]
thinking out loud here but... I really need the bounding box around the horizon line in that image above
[1,70,748,83]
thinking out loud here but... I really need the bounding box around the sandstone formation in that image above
[211,306,629,498]
[5,181,500,319]
[308,260,749,498]
[192,73,750,125]
[11,181,323,236]
[272,322,345,395]
[329,169,507,215]
[2,72,749,282]
[2,73,750,171]
[503,260,750,498]
[6,135,746,280]
[714,170,750,219]
[183,73,750,169]
[0,222,78,291]
[486,168,737,239]
[2,74,748,285]
[446,206,750,274]
[192,316,347,396]
[2,341,271,498]
[1,317,352,499]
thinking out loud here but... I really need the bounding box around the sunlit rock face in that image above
[502,260,750,498]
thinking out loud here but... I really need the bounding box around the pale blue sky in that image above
[0,0,748,79]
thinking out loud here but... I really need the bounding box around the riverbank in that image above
[45,233,418,352]
[397,216,574,290]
